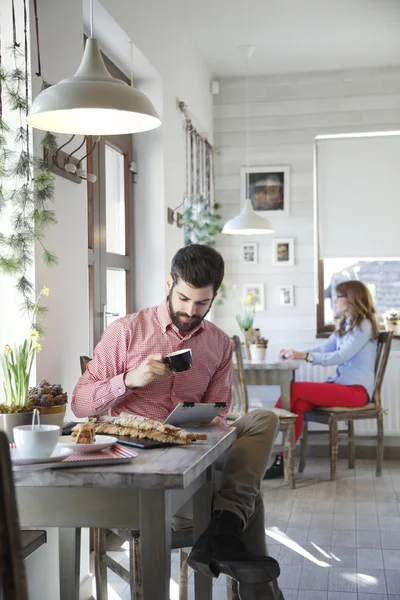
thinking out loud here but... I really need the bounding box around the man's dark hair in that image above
[170,244,225,293]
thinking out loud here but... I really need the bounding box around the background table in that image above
[242,359,300,411]
[13,425,236,600]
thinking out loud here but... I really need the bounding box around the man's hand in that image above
[124,354,172,389]
[279,349,307,360]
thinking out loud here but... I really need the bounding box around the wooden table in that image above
[242,359,301,411]
[13,425,236,600]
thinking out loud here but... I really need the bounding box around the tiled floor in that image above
[99,457,400,599]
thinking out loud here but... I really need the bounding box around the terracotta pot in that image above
[34,404,67,430]
[0,411,34,444]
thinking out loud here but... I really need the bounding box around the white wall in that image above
[213,66,400,357]
[100,0,213,304]
[31,0,213,403]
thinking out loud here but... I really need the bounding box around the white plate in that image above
[10,445,73,465]
[57,434,117,453]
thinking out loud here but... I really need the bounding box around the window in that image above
[87,136,134,352]
[317,258,400,335]
[84,46,135,352]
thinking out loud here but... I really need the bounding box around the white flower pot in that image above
[249,345,267,362]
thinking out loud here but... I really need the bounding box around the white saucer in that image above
[10,445,73,465]
[57,434,117,454]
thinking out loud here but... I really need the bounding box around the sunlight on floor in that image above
[265,526,330,567]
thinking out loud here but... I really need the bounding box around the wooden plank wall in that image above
[213,66,400,354]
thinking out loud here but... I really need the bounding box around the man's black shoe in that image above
[187,510,280,583]
[263,455,284,479]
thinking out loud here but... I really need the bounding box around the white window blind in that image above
[316,133,400,259]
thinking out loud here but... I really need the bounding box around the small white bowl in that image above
[13,424,60,459]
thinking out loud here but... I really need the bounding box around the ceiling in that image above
[181,0,400,77]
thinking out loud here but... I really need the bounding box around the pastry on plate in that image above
[71,422,96,444]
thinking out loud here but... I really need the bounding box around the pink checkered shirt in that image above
[71,299,232,423]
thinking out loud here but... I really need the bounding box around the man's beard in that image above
[168,293,212,333]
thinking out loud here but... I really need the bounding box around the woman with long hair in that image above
[265,280,379,479]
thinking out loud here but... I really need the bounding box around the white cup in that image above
[13,424,60,459]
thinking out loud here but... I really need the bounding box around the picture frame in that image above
[241,242,258,264]
[241,165,290,217]
[278,286,294,307]
[272,238,294,267]
[243,283,265,312]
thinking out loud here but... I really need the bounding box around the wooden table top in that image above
[12,425,237,491]
[241,358,301,370]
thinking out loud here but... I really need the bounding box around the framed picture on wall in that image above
[243,283,265,312]
[278,286,294,307]
[272,238,294,266]
[241,242,258,264]
[241,165,290,217]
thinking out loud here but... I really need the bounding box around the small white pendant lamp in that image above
[222,46,273,235]
[26,1,161,136]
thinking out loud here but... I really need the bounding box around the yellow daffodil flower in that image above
[41,287,50,296]
[4,345,12,354]
[33,343,42,352]
[28,329,40,341]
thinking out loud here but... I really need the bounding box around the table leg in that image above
[59,527,81,600]
[279,372,292,411]
[139,489,171,600]
[193,466,213,600]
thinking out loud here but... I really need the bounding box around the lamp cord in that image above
[130,41,134,88]
[245,52,250,197]
[90,0,94,37]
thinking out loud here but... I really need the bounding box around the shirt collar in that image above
[157,298,205,338]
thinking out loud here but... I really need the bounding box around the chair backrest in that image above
[372,331,393,409]
[0,432,28,600]
[231,335,249,415]
[80,355,91,375]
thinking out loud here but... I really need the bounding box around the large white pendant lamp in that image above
[26,1,161,135]
[222,46,273,235]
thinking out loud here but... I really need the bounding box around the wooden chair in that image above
[230,336,297,489]
[299,331,393,480]
[0,431,29,600]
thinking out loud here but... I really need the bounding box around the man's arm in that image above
[71,319,132,418]
[71,318,171,418]
[201,339,233,424]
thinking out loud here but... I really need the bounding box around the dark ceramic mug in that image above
[164,348,192,373]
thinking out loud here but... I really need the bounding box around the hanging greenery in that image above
[0,19,58,327]
[182,195,223,246]
[182,196,226,304]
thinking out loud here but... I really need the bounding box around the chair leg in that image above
[231,578,240,600]
[330,418,339,481]
[287,423,296,489]
[348,420,355,469]
[298,419,308,473]
[94,528,108,600]
[131,531,143,600]
[179,549,189,600]
[376,413,384,477]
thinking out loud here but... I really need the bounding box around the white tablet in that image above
[164,402,227,427]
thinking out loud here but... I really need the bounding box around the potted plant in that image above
[236,293,257,359]
[27,380,68,429]
[0,288,67,440]
[249,335,268,362]
[383,310,400,335]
